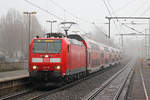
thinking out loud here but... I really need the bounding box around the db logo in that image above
[43,58,50,62]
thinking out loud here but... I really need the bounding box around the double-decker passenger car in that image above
[28,33,120,86]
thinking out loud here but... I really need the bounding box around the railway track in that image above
[0,70,105,100]
[0,89,33,100]
[29,60,131,100]
[83,59,135,100]
[0,58,130,100]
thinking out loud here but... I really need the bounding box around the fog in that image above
[0,9,43,60]
[0,9,144,61]
[0,2,149,62]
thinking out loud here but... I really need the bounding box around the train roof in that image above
[43,33,85,41]
[45,33,66,38]
[85,38,119,51]
[33,33,119,51]
[68,34,84,41]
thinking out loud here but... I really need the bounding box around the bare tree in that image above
[0,9,43,59]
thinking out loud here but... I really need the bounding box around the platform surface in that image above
[128,59,150,100]
[0,70,29,82]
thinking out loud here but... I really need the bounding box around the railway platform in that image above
[127,58,150,100]
[0,70,29,82]
[0,70,29,97]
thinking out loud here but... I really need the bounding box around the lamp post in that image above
[23,12,36,44]
[46,20,57,33]
[23,11,36,60]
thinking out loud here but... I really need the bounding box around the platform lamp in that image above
[23,11,36,61]
[46,20,57,34]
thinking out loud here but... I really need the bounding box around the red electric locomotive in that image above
[29,33,87,85]
[28,33,120,86]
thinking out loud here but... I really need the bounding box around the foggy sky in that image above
[0,0,150,39]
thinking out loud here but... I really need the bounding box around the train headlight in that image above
[55,66,61,70]
[33,66,37,70]
[45,55,48,58]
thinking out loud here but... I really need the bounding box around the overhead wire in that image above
[25,0,96,35]
[113,0,137,13]
[121,0,150,34]
[102,0,148,47]
[101,0,113,18]
[123,0,150,31]
[105,0,120,23]
[104,0,145,35]
[47,0,92,24]
[48,0,78,19]
[105,0,116,19]
[101,0,121,35]
[47,0,95,34]
[122,24,144,34]
[26,0,142,36]
[101,0,141,46]
[24,0,65,21]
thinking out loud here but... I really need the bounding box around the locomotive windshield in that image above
[32,39,62,53]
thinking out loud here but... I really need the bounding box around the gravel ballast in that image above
[40,58,130,100]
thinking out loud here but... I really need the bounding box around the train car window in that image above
[104,47,109,52]
[92,59,95,65]
[92,59,100,66]
[112,49,115,53]
[105,59,108,64]
[89,52,91,64]
[101,53,104,58]
[90,42,100,51]
[109,54,112,58]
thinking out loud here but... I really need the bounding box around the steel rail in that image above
[0,89,33,100]
[0,66,107,100]
[0,68,105,100]
[84,60,133,100]
[113,62,134,100]
[0,58,129,100]
[27,70,106,100]
[28,59,130,100]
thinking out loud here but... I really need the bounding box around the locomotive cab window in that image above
[32,39,62,53]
